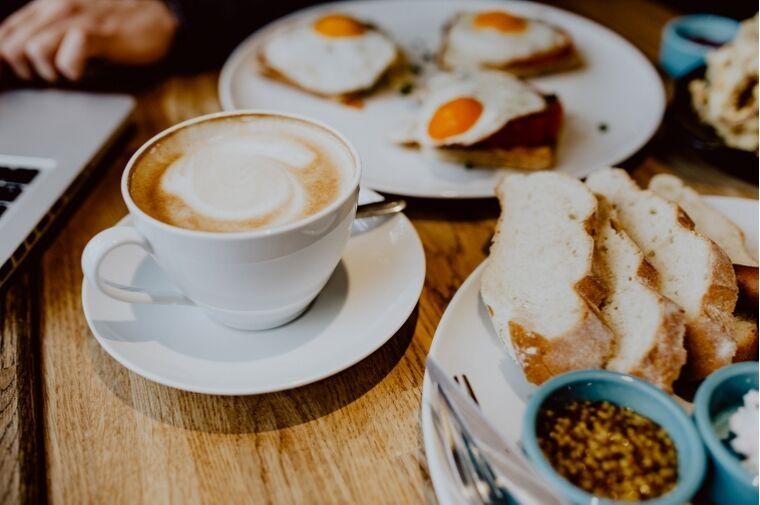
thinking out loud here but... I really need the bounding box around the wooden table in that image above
[1,1,757,503]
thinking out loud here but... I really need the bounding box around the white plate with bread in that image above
[219,0,665,198]
[421,169,758,504]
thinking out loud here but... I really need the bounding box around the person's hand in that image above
[0,0,178,82]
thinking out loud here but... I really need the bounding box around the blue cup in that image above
[522,370,706,505]
[660,14,739,78]
[694,362,759,505]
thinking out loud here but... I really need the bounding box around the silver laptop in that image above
[0,89,134,287]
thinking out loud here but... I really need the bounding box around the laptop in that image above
[0,89,134,288]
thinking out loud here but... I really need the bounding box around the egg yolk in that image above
[314,14,366,37]
[472,11,527,33]
[428,98,483,140]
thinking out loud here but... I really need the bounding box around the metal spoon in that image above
[356,199,406,219]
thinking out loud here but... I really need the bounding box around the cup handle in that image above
[81,225,191,305]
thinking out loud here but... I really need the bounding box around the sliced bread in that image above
[649,174,758,266]
[481,172,615,384]
[594,196,687,391]
[733,265,758,362]
[733,315,759,362]
[587,168,738,379]
[735,264,759,312]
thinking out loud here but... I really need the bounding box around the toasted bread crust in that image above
[733,317,759,362]
[435,144,555,170]
[576,274,607,308]
[687,313,736,378]
[488,45,581,77]
[735,264,759,312]
[628,304,688,392]
[509,312,614,384]
[636,257,659,290]
[671,196,738,379]
[685,240,738,379]
[704,241,741,313]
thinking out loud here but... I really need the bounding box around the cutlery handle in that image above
[355,199,406,219]
[82,225,190,305]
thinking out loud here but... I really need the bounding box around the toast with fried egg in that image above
[259,13,402,101]
[439,11,581,77]
[395,71,562,170]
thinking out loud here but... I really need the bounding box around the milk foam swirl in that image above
[129,115,354,233]
[161,135,314,225]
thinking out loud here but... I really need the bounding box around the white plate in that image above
[219,0,665,198]
[421,196,759,504]
[82,189,425,395]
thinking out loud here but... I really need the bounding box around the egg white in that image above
[442,12,568,70]
[262,17,398,97]
[413,71,546,147]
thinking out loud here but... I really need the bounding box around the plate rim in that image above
[218,0,666,199]
[420,195,758,504]
[82,191,426,396]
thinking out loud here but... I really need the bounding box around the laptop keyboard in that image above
[0,165,39,206]
[0,166,39,184]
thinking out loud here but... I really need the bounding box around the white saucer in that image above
[82,189,425,395]
[420,196,759,504]
[219,0,665,199]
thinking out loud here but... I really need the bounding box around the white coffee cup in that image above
[81,110,361,330]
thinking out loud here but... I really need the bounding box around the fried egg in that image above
[441,11,570,70]
[402,71,546,147]
[261,13,398,97]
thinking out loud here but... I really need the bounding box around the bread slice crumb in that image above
[481,172,614,384]
[649,174,757,266]
[587,168,738,379]
[594,196,687,392]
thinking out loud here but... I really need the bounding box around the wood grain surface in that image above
[0,1,757,504]
[1,270,44,505]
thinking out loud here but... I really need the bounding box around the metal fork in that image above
[429,368,568,505]
[430,399,485,505]
[449,376,512,504]
[454,374,479,405]
[431,375,512,504]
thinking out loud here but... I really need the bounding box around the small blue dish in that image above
[521,370,706,505]
[694,362,759,505]
[660,14,739,78]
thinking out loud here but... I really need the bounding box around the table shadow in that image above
[389,195,500,222]
[88,305,418,434]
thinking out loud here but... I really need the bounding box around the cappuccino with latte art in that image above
[129,114,355,232]
[83,111,360,330]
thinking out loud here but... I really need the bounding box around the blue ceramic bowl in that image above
[521,370,706,505]
[660,14,739,77]
[694,362,759,505]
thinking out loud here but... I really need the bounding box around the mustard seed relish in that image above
[536,400,678,501]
